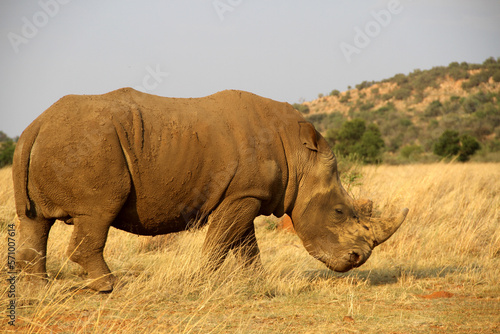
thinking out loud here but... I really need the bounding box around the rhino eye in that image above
[335,208,343,215]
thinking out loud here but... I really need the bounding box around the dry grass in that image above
[1,163,499,333]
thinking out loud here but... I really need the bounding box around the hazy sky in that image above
[1,0,499,137]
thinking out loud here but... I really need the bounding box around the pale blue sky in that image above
[1,0,499,137]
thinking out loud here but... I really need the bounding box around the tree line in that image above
[0,131,16,168]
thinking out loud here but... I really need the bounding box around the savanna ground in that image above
[0,163,499,333]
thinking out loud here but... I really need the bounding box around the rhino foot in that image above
[86,274,115,293]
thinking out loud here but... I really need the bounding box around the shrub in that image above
[442,100,461,114]
[425,100,443,117]
[330,89,340,97]
[355,81,374,90]
[400,118,413,127]
[392,73,408,86]
[400,144,423,160]
[448,67,469,80]
[458,135,481,162]
[412,70,439,91]
[359,102,374,112]
[354,124,385,164]
[292,103,310,115]
[433,130,460,157]
[483,57,497,66]
[339,92,351,103]
[381,93,392,101]
[462,96,481,114]
[393,87,412,100]
[493,70,500,83]
[0,132,16,168]
[433,130,480,162]
[334,119,384,164]
[0,140,16,168]
[461,71,491,89]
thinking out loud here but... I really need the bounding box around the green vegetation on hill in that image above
[297,57,500,163]
[0,131,16,168]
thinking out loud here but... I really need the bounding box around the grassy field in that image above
[1,163,499,333]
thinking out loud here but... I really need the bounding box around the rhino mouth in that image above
[318,249,371,273]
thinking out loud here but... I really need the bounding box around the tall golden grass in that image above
[1,163,499,333]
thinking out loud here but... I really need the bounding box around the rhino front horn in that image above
[371,208,409,246]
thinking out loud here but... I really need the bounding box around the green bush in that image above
[359,102,374,112]
[400,118,413,127]
[493,70,500,83]
[425,100,443,117]
[393,87,412,100]
[330,89,340,97]
[459,135,481,162]
[339,92,351,103]
[461,70,491,89]
[433,130,480,162]
[355,81,375,90]
[333,119,384,164]
[448,66,469,80]
[400,144,423,160]
[0,131,16,168]
[433,130,460,157]
[462,96,481,114]
[355,124,385,163]
[392,73,409,86]
[381,93,392,101]
[292,103,310,115]
[0,140,16,168]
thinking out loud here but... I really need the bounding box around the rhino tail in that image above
[12,121,41,220]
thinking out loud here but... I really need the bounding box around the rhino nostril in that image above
[349,252,361,264]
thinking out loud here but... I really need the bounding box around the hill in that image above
[296,57,500,163]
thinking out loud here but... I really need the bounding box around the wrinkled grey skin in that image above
[13,88,408,292]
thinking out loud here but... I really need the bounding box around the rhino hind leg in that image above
[17,216,55,280]
[66,215,116,293]
[202,197,262,271]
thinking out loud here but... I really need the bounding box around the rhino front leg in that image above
[66,216,114,292]
[231,224,263,270]
[202,197,262,271]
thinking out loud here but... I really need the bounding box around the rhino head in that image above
[289,122,408,272]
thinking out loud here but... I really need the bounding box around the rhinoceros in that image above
[13,88,408,292]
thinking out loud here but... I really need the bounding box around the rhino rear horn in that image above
[371,208,409,246]
[354,199,373,217]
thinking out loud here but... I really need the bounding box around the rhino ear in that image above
[299,121,319,152]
